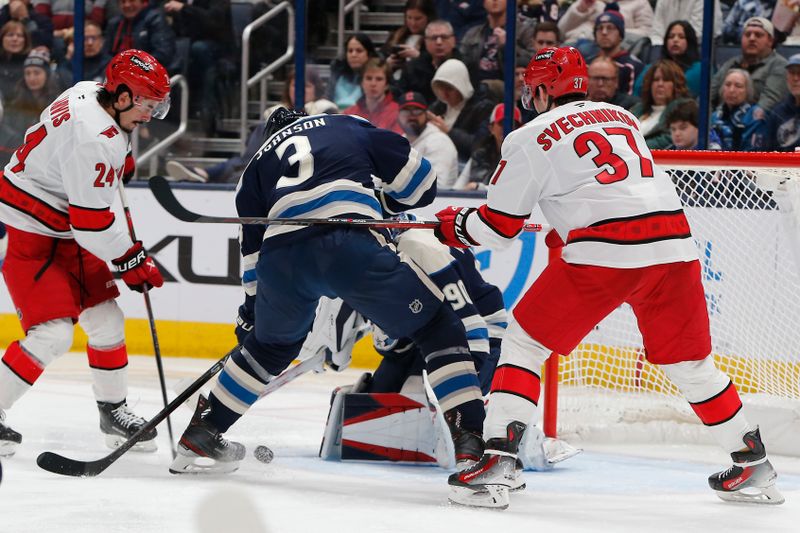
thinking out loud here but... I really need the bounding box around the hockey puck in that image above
[253,445,274,464]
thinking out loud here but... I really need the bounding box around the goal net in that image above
[545,150,800,455]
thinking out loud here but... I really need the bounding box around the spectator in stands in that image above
[397,19,460,104]
[711,17,788,113]
[383,0,436,75]
[630,59,692,149]
[6,49,60,137]
[710,68,768,151]
[435,0,485,39]
[721,0,774,45]
[768,53,800,150]
[344,59,403,134]
[460,0,535,97]
[519,0,560,24]
[56,21,110,86]
[165,68,337,184]
[0,100,17,167]
[104,0,176,73]
[650,0,722,46]
[428,58,495,163]
[665,99,722,150]
[454,102,520,190]
[591,5,643,96]
[514,52,537,123]
[558,0,653,44]
[634,21,702,97]
[163,0,234,135]
[327,33,378,110]
[587,55,639,110]
[0,21,31,104]
[396,90,458,188]
[529,20,561,51]
[34,0,107,30]
[0,1,53,50]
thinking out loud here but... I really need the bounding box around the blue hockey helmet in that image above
[264,106,308,139]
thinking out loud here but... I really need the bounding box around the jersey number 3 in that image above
[275,136,314,188]
[573,127,654,184]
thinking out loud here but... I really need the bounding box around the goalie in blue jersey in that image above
[170,107,487,475]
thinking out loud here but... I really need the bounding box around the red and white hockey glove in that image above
[112,241,164,293]
[434,206,478,248]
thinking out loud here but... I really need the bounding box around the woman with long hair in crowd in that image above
[383,0,436,74]
[634,20,701,97]
[630,58,692,149]
[6,50,60,137]
[0,21,31,104]
[327,33,378,110]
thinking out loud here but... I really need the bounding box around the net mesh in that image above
[555,153,800,440]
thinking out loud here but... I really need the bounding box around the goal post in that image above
[541,150,800,456]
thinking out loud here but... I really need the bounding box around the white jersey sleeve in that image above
[464,100,698,268]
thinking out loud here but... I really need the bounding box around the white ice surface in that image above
[1,354,799,533]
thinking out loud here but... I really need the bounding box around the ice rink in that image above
[1,354,799,533]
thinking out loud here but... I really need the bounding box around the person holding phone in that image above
[383,0,436,73]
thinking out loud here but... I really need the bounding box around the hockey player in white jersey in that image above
[0,49,170,456]
[435,47,783,508]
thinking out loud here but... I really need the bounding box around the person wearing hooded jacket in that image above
[427,58,496,164]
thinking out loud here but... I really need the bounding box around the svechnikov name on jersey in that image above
[536,104,639,151]
[255,116,329,159]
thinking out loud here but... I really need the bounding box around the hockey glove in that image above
[112,241,164,292]
[235,304,254,345]
[434,206,478,248]
[122,151,135,184]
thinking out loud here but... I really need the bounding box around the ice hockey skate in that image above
[444,409,484,470]
[448,421,527,510]
[97,401,157,452]
[708,428,784,505]
[170,397,245,475]
[0,410,22,457]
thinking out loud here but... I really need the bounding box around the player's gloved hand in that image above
[122,151,135,184]
[112,241,163,292]
[434,206,478,248]
[235,305,254,345]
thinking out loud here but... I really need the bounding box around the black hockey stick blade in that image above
[148,175,549,232]
[36,348,234,477]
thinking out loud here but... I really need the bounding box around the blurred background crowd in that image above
[2,0,800,191]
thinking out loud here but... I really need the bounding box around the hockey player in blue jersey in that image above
[170,107,487,474]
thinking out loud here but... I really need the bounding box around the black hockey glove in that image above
[235,304,254,345]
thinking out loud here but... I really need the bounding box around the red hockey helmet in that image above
[103,49,171,119]
[521,46,588,110]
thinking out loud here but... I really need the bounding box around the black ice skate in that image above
[708,427,784,505]
[169,398,245,475]
[0,410,22,457]
[444,409,484,470]
[448,421,527,510]
[97,400,157,452]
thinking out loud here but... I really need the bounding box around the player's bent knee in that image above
[660,356,730,402]
[409,303,466,354]
[21,318,74,365]
[498,319,551,369]
[80,300,125,347]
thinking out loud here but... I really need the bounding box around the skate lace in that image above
[112,404,145,429]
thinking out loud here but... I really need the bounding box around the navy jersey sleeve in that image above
[235,165,269,312]
[361,125,438,214]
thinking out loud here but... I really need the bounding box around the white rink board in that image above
[1,186,797,359]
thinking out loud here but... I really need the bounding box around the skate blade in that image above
[0,440,19,457]
[105,434,158,453]
[448,484,510,510]
[714,484,785,505]
[168,452,241,475]
[509,477,526,493]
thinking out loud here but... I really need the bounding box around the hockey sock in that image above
[0,341,44,409]
[87,343,128,404]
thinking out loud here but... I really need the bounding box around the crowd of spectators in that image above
[3,0,800,191]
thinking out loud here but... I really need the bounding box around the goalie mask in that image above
[521,46,588,110]
[264,106,309,140]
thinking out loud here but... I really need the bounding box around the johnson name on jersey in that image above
[0,82,133,262]
[465,100,698,268]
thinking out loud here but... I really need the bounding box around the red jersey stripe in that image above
[68,204,116,232]
[2,341,45,385]
[477,205,527,239]
[0,175,70,232]
[566,210,691,245]
[689,381,743,426]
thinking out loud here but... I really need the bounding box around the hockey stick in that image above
[118,183,176,460]
[148,175,549,232]
[36,348,233,477]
